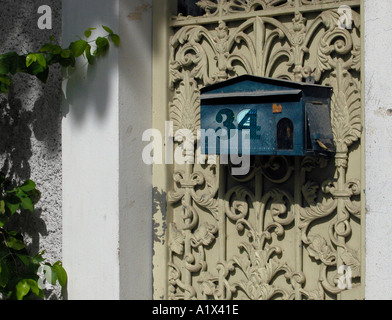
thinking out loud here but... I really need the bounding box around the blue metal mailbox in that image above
[200,75,335,156]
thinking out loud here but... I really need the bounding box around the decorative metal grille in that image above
[165,0,362,300]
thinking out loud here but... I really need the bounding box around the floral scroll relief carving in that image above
[225,187,304,300]
[195,0,292,17]
[174,0,358,20]
[167,1,361,300]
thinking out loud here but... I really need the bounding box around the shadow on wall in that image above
[0,78,62,253]
[0,0,62,180]
[0,76,62,180]
[61,0,120,125]
[62,55,112,124]
[0,88,33,181]
[0,0,63,299]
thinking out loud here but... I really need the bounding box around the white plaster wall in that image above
[364,0,392,300]
[62,0,121,300]
[62,0,152,300]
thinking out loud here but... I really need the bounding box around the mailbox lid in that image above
[200,89,302,102]
[200,74,332,100]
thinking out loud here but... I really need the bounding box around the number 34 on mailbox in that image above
[200,75,336,157]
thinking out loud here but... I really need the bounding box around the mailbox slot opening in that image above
[306,103,336,155]
[277,118,294,150]
[306,117,313,151]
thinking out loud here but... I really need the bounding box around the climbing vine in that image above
[0,26,120,300]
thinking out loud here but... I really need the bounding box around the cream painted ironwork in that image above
[154,0,363,300]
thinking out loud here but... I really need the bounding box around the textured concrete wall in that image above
[0,0,62,299]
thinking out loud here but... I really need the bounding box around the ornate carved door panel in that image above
[153,0,363,300]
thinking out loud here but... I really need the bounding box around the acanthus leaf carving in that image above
[329,68,362,151]
[169,77,201,136]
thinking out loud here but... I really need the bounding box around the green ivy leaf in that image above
[28,62,45,77]
[0,75,11,86]
[61,49,71,59]
[0,59,9,74]
[20,180,36,193]
[85,44,93,64]
[35,67,49,84]
[0,83,9,93]
[109,34,121,46]
[36,54,47,68]
[32,251,45,265]
[8,55,27,75]
[26,53,47,71]
[0,200,5,215]
[94,37,109,57]
[15,279,30,300]
[70,40,88,58]
[0,52,19,74]
[26,54,36,67]
[95,37,109,47]
[43,261,67,287]
[40,43,53,53]
[52,261,67,287]
[0,261,9,288]
[102,25,113,34]
[5,197,20,215]
[6,237,26,251]
[16,254,30,266]
[84,27,97,39]
[26,279,42,297]
[52,45,62,55]
[41,44,62,56]
[27,189,41,205]
[17,194,34,212]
